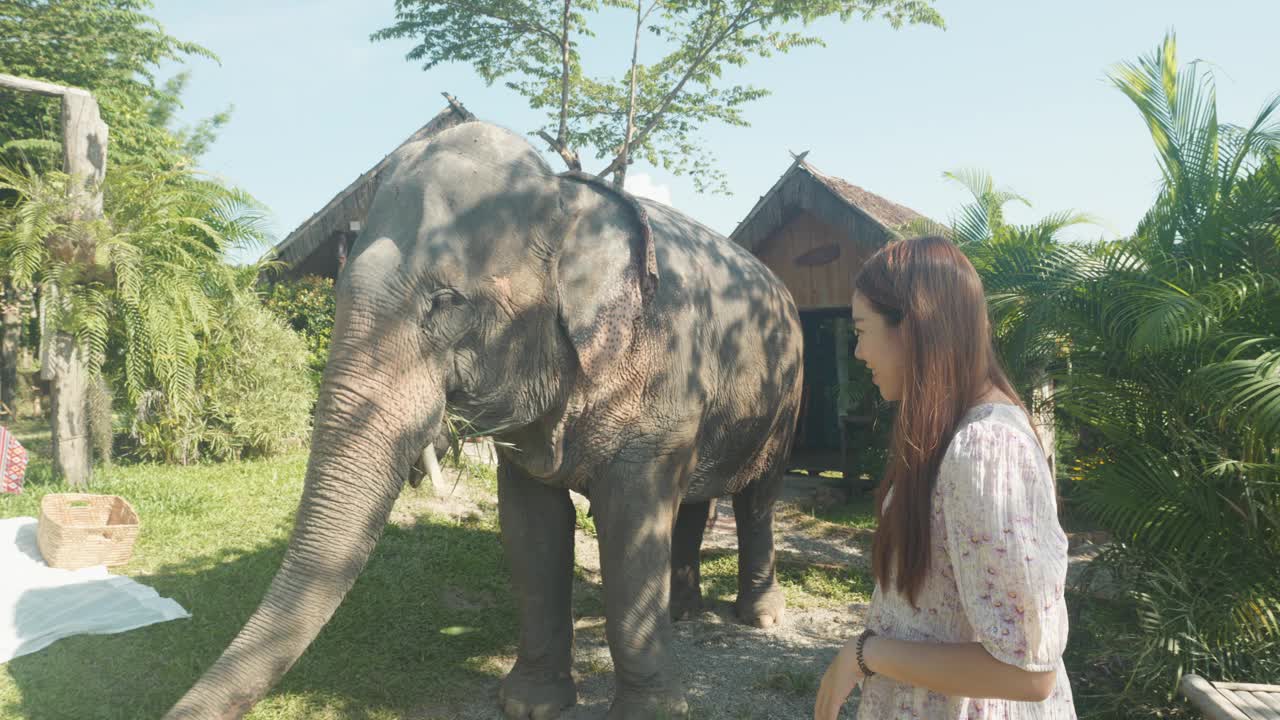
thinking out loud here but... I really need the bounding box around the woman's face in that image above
[852,291,907,402]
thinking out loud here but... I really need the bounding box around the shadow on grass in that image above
[3,513,520,720]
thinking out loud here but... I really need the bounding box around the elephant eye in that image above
[421,289,473,343]
[424,288,464,316]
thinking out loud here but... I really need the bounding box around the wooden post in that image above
[1030,375,1057,479]
[1,284,19,418]
[0,74,108,487]
[55,89,107,487]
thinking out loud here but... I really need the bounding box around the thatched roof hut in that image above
[265,101,475,279]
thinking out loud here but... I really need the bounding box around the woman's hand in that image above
[814,634,866,720]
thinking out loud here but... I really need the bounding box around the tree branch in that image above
[477,6,562,47]
[537,130,581,171]
[557,0,572,148]
[597,1,757,180]
[614,0,654,188]
[640,0,660,25]
[0,72,90,99]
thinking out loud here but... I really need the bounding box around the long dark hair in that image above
[855,235,1026,606]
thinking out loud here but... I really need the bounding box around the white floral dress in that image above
[856,403,1077,719]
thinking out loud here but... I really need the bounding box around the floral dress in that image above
[856,403,1077,719]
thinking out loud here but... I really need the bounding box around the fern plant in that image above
[0,158,294,466]
[130,274,315,464]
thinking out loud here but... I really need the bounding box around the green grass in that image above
[0,419,520,720]
[574,501,597,537]
[699,550,873,610]
[690,489,878,610]
[806,492,878,530]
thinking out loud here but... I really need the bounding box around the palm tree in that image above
[1069,34,1280,695]
[898,168,1097,477]
[910,169,1096,388]
[917,33,1280,703]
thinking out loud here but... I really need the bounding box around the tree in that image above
[0,0,228,170]
[263,274,337,388]
[131,265,316,465]
[372,0,943,194]
[0,1,250,484]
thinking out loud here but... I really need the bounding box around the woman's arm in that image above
[813,633,1056,720]
[864,634,1057,702]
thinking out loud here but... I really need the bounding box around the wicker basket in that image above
[37,493,140,570]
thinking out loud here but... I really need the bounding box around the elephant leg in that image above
[670,499,710,621]
[592,450,694,719]
[497,460,577,720]
[732,473,785,629]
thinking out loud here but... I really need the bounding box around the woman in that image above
[814,236,1076,719]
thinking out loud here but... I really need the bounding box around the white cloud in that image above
[624,172,673,206]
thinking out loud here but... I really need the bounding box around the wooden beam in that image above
[1180,675,1252,720]
[440,91,477,122]
[1217,683,1280,694]
[0,73,90,99]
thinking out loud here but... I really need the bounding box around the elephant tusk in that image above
[423,442,446,496]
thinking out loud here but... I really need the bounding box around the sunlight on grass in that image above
[808,493,877,530]
[0,420,874,718]
[699,551,872,610]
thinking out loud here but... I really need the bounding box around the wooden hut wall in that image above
[754,211,887,310]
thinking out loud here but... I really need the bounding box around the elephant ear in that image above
[554,171,659,379]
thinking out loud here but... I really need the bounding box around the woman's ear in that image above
[552,173,659,378]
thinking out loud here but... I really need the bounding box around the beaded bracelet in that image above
[856,627,877,678]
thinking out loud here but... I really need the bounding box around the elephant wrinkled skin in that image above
[163,121,804,720]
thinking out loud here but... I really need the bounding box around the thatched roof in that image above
[729,152,929,254]
[264,100,476,278]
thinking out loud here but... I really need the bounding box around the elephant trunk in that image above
[164,334,441,719]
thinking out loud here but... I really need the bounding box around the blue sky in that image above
[148,0,1280,264]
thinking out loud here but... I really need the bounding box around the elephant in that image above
[164,119,804,720]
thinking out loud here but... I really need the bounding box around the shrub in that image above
[130,290,315,463]
[263,275,335,386]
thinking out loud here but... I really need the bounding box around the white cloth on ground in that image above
[0,516,190,663]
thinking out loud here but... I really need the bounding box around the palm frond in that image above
[940,167,1032,245]
[1077,444,1230,560]
[1108,32,1221,238]
[1218,93,1280,193]
[891,217,952,241]
[1195,349,1280,442]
